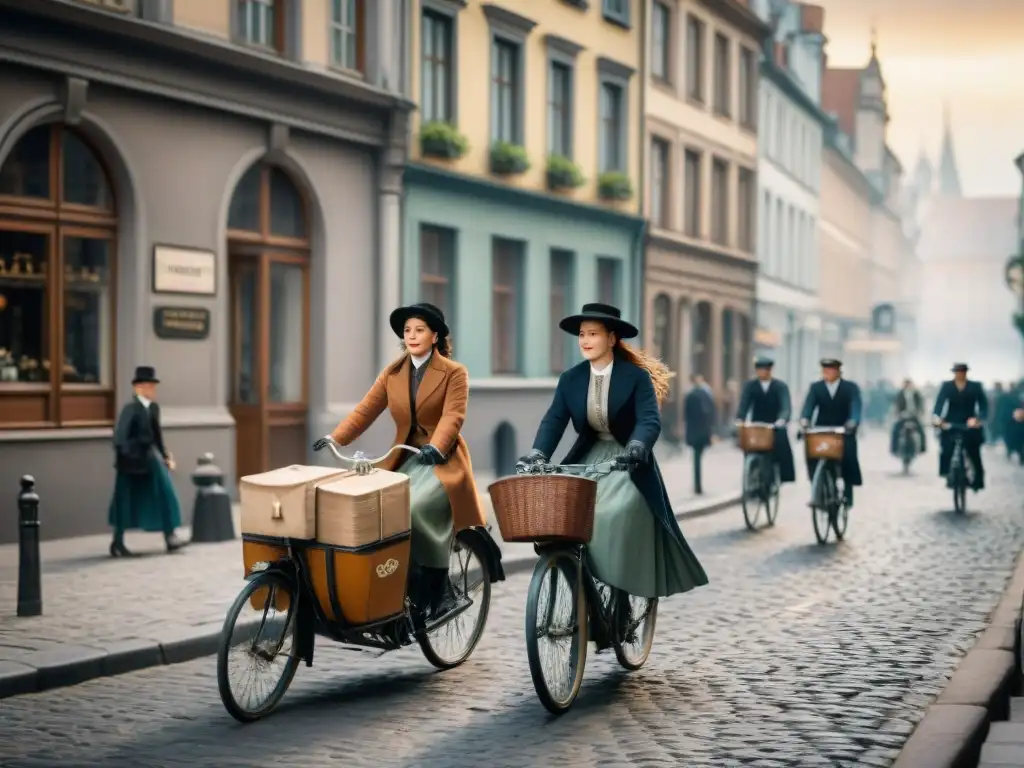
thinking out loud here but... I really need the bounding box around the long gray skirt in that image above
[584,439,690,599]
[397,460,454,569]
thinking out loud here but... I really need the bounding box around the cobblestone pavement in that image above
[2,433,1022,768]
[0,445,738,667]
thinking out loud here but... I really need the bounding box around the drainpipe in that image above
[635,0,648,338]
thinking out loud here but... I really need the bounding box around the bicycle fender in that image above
[244,558,298,584]
[459,526,506,583]
[243,560,315,665]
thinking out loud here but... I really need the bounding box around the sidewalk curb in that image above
[0,491,740,700]
[892,548,1024,768]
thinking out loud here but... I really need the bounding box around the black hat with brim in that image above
[389,302,450,340]
[820,358,842,369]
[559,303,638,339]
[951,363,969,372]
[754,357,774,369]
[132,365,160,384]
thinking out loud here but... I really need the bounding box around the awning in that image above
[754,328,781,347]
[844,337,903,353]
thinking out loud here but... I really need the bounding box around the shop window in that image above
[0,124,117,427]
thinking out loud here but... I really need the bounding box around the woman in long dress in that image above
[519,303,708,600]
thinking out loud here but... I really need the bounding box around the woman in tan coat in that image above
[313,302,487,619]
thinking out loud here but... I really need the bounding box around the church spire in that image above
[938,102,963,197]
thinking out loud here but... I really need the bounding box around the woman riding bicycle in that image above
[517,303,708,602]
[313,302,488,619]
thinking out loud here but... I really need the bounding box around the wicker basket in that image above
[487,474,598,543]
[806,432,844,461]
[739,425,775,453]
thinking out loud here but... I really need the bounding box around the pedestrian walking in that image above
[684,374,716,495]
[108,366,186,557]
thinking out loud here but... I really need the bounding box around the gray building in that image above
[0,0,411,542]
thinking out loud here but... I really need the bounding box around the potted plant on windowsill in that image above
[597,171,634,202]
[489,141,531,176]
[420,121,469,160]
[546,155,585,192]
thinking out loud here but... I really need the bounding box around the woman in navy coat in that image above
[518,303,708,600]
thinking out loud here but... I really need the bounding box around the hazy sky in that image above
[815,0,1024,197]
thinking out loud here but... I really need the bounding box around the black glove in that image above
[418,444,445,465]
[615,440,648,469]
[312,436,332,452]
[515,449,547,473]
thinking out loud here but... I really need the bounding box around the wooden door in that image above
[229,251,309,478]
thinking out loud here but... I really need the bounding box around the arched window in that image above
[692,301,712,379]
[722,307,735,383]
[227,162,311,476]
[738,313,751,381]
[0,124,116,427]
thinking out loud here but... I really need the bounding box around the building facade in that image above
[402,0,645,476]
[749,0,827,403]
[644,0,770,435]
[0,0,410,542]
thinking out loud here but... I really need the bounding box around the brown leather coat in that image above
[330,353,486,532]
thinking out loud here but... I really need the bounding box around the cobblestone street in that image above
[2,432,1023,767]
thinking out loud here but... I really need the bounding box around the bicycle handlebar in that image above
[736,421,778,429]
[516,459,624,478]
[803,426,847,435]
[938,423,979,432]
[324,438,421,475]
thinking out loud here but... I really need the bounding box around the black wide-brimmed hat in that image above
[820,358,842,369]
[754,357,774,369]
[389,302,450,340]
[951,362,969,372]
[132,365,160,384]
[559,303,638,339]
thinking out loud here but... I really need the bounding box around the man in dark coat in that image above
[684,374,716,495]
[890,378,927,455]
[799,359,863,507]
[932,363,989,490]
[734,357,796,483]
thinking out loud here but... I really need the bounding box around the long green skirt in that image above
[397,460,454,569]
[108,450,182,533]
[584,439,692,599]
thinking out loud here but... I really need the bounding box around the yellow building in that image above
[401,0,648,474]
[642,0,770,433]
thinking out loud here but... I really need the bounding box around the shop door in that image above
[229,250,309,478]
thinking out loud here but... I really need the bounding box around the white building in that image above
[750,0,828,400]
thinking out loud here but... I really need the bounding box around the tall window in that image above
[330,0,364,70]
[0,125,117,427]
[599,81,624,172]
[713,32,731,116]
[737,167,755,252]
[652,294,672,364]
[739,47,756,127]
[491,38,521,143]
[686,16,705,102]
[650,137,669,228]
[548,61,573,157]
[596,258,620,306]
[684,149,702,237]
[711,158,729,245]
[602,0,630,26]
[492,239,523,374]
[239,0,284,51]
[651,2,670,81]
[549,250,574,373]
[421,10,453,122]
[419,225,456,326]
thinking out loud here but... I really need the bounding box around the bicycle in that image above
[896,415,920,474]
[800,426,850,545]
[736,421,781,531]
[939,423,977,514]
[217,442,503,723]
[490,459,658,715]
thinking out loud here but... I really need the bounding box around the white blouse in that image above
[586,360,616,440]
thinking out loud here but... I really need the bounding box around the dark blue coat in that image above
[932,380,988,428]
[683,387,716,448]
[532,359,709,589]
[800,379,863,487]
[735,378,796,483]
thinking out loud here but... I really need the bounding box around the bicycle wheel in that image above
[613,592,658,671]
[525,550,588,715]
[810,462,833,545]
[764,457,780,527]
[832,475,849,540]
[217,571,300,723]
[741,453,761,530]
[419,533,492,669]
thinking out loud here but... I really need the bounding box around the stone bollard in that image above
[189,453,235,543]
[17,475,42,617]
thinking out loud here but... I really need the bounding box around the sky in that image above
[814,0,1024,197]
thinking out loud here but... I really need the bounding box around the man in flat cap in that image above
[799,358,863,508]
[932,363,988,491]
[734,357,796,487]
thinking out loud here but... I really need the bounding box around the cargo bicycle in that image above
[800,426,850,544]
[736,421,781,531]
[217,440,505,723]
[488,460,658,715]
